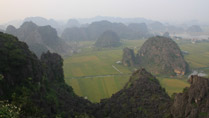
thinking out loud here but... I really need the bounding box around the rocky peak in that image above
[0,32,92,117]
[38,25,58,39]
[95,68,171,118]
[137,36,187,75]
[122,47,136,66]
[122,36,188,76]
[5,25,17,36]
[41,51,64,82]
[20,21,38,33]
[5,21,70,57]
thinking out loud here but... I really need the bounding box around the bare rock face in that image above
[41,51,64,82]
[136,36,188,75]
[122,47,136,66]
[171,75,209,118]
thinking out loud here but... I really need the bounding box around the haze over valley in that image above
[1,0,209,118]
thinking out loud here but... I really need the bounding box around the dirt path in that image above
[69,73,131,79]
[112,65,123,74]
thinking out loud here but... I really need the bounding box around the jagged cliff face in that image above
[0,32,44,89]
[41,51,64,82]
[0,32,92,118]
[171,75,209,118]
[94,69,171,118]
[137,36,187,75]
[5,22,70,57]
[94,30,121,48]
[122,47,136,66]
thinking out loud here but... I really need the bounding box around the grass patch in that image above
[157,78,190,96]
[65,75,130,102]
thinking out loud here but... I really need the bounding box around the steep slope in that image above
[171,75,209,118]
[122,47,136,66]
[136,36,188,75]
[5,22,70,57]
[94,30,121,48]
[0,32,92,118]
[94,69,171,118]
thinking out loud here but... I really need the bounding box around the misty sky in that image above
[1,0,209,24]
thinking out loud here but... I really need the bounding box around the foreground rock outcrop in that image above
[94,68,171,118]
[171,75,209,118]
[0,32,92,118]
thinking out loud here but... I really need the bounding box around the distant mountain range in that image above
[5,21,71,57]
[61,20,151,41]
[1,16,205,33]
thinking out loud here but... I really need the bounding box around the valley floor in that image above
[64,39,209,102]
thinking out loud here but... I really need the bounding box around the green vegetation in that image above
[198,112,208,117]
[0,101,21,118]
[64,40,145,78]
[0,74,3,81]
[178,42,209,70]
[66,75,130,102]
[64,40,144,102]
[64,39,209,102]
[157,78,190,96]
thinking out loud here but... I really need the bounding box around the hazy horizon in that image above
[1,0,209,24]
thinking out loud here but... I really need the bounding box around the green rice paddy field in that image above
[63,40,209,102]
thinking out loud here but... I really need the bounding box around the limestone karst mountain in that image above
[6,21,70,57]
[122,47,136,66]
[94,68,171,118]
[0,32,92,118]
[61,20,151,41]
[94,30,121,48]
[122,36,188,75]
